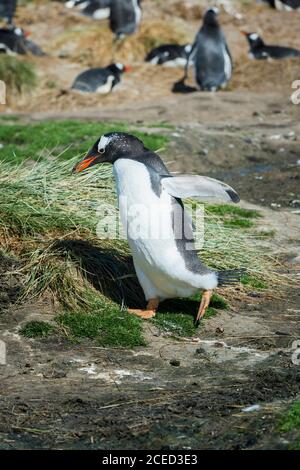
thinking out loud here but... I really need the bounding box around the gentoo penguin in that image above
[71,63,130,93]
[183,7,232,92]
[145,44,193,67]
[264,0,300,10]
[0,27,45,56]
[243,32,300,59]
[0,0,17,26]
[73,132,243,325]
[110,0,142,38]
[65,0,111,20]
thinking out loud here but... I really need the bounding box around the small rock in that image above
[269,134,282,140]
[170,359,180,367]
[242,404,261,413]
[248,291,262,298]
[215,326,224,334]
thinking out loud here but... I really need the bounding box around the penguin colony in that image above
[1,1,299,92]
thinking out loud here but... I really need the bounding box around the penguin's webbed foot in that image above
[128,309,156,319]
[128,299,159,320]
[195,290,213,327]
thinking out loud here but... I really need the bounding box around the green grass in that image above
[152,293,226,337]
[206,205,261,219]
[0,120,169,164]
[20,320,54,338]
[241,274,268,289]
[56,307,146,347]
[0,56,36,95]
[279,401,300,433]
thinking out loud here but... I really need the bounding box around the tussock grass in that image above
[0,56,36,96]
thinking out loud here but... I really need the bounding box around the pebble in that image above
[242,404,261,413]
[169,359,180,367]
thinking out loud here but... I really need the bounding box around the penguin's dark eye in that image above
[99,148,105,154]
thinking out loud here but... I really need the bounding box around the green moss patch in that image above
[20,320,54,338]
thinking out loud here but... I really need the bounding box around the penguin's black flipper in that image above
[172,78,197,94]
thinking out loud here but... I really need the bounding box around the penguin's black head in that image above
[243,32,265,48]
[107,63,132,76]
[203,7,219,27]
[73,132,147,172]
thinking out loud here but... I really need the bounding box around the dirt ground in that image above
[0,0,300,450]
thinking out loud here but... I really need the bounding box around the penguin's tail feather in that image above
[217,268,246,287]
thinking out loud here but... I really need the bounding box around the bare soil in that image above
[0,0,300,450]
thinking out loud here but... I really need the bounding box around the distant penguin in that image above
[73,132,243,326]
[243,32,300,59]
[186,7,232,91]
[65,0,111,20]
[109,0,142,38]
[0,27,45,56]
[71,63,130,93]
[263,0,300,10]
[81,0,111,20]
[0,0,17,26]
[145,44,193,67]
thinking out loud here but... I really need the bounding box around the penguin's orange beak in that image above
[240,30,248,36]
[124,65,132,73]
[73,156,97,173]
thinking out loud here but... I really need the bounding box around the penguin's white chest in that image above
[113,159,216,300]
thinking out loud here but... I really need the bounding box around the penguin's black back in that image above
[0,28,26,54]
[0,0,17,24]
[110,0,140,36]
[145,44,189,64]
[71,66,120,92]
[255,44,300,59]
[194,27,231,90]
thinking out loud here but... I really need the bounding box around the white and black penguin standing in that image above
[109,0,142,38]
[71,63,130,93]
[74,133,243,325]
[0,0,18,26]
[186,7,232,92]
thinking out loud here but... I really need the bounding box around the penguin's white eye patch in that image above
[211,7,219,14]
[249,33,259,40]
[98,135,112,153]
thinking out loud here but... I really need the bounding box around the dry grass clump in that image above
[51,20,190,66]
[230,56,300,92]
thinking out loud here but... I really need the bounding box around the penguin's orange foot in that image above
[128,309,156,319]
[195,289,213,327]
[128,299,159,320]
